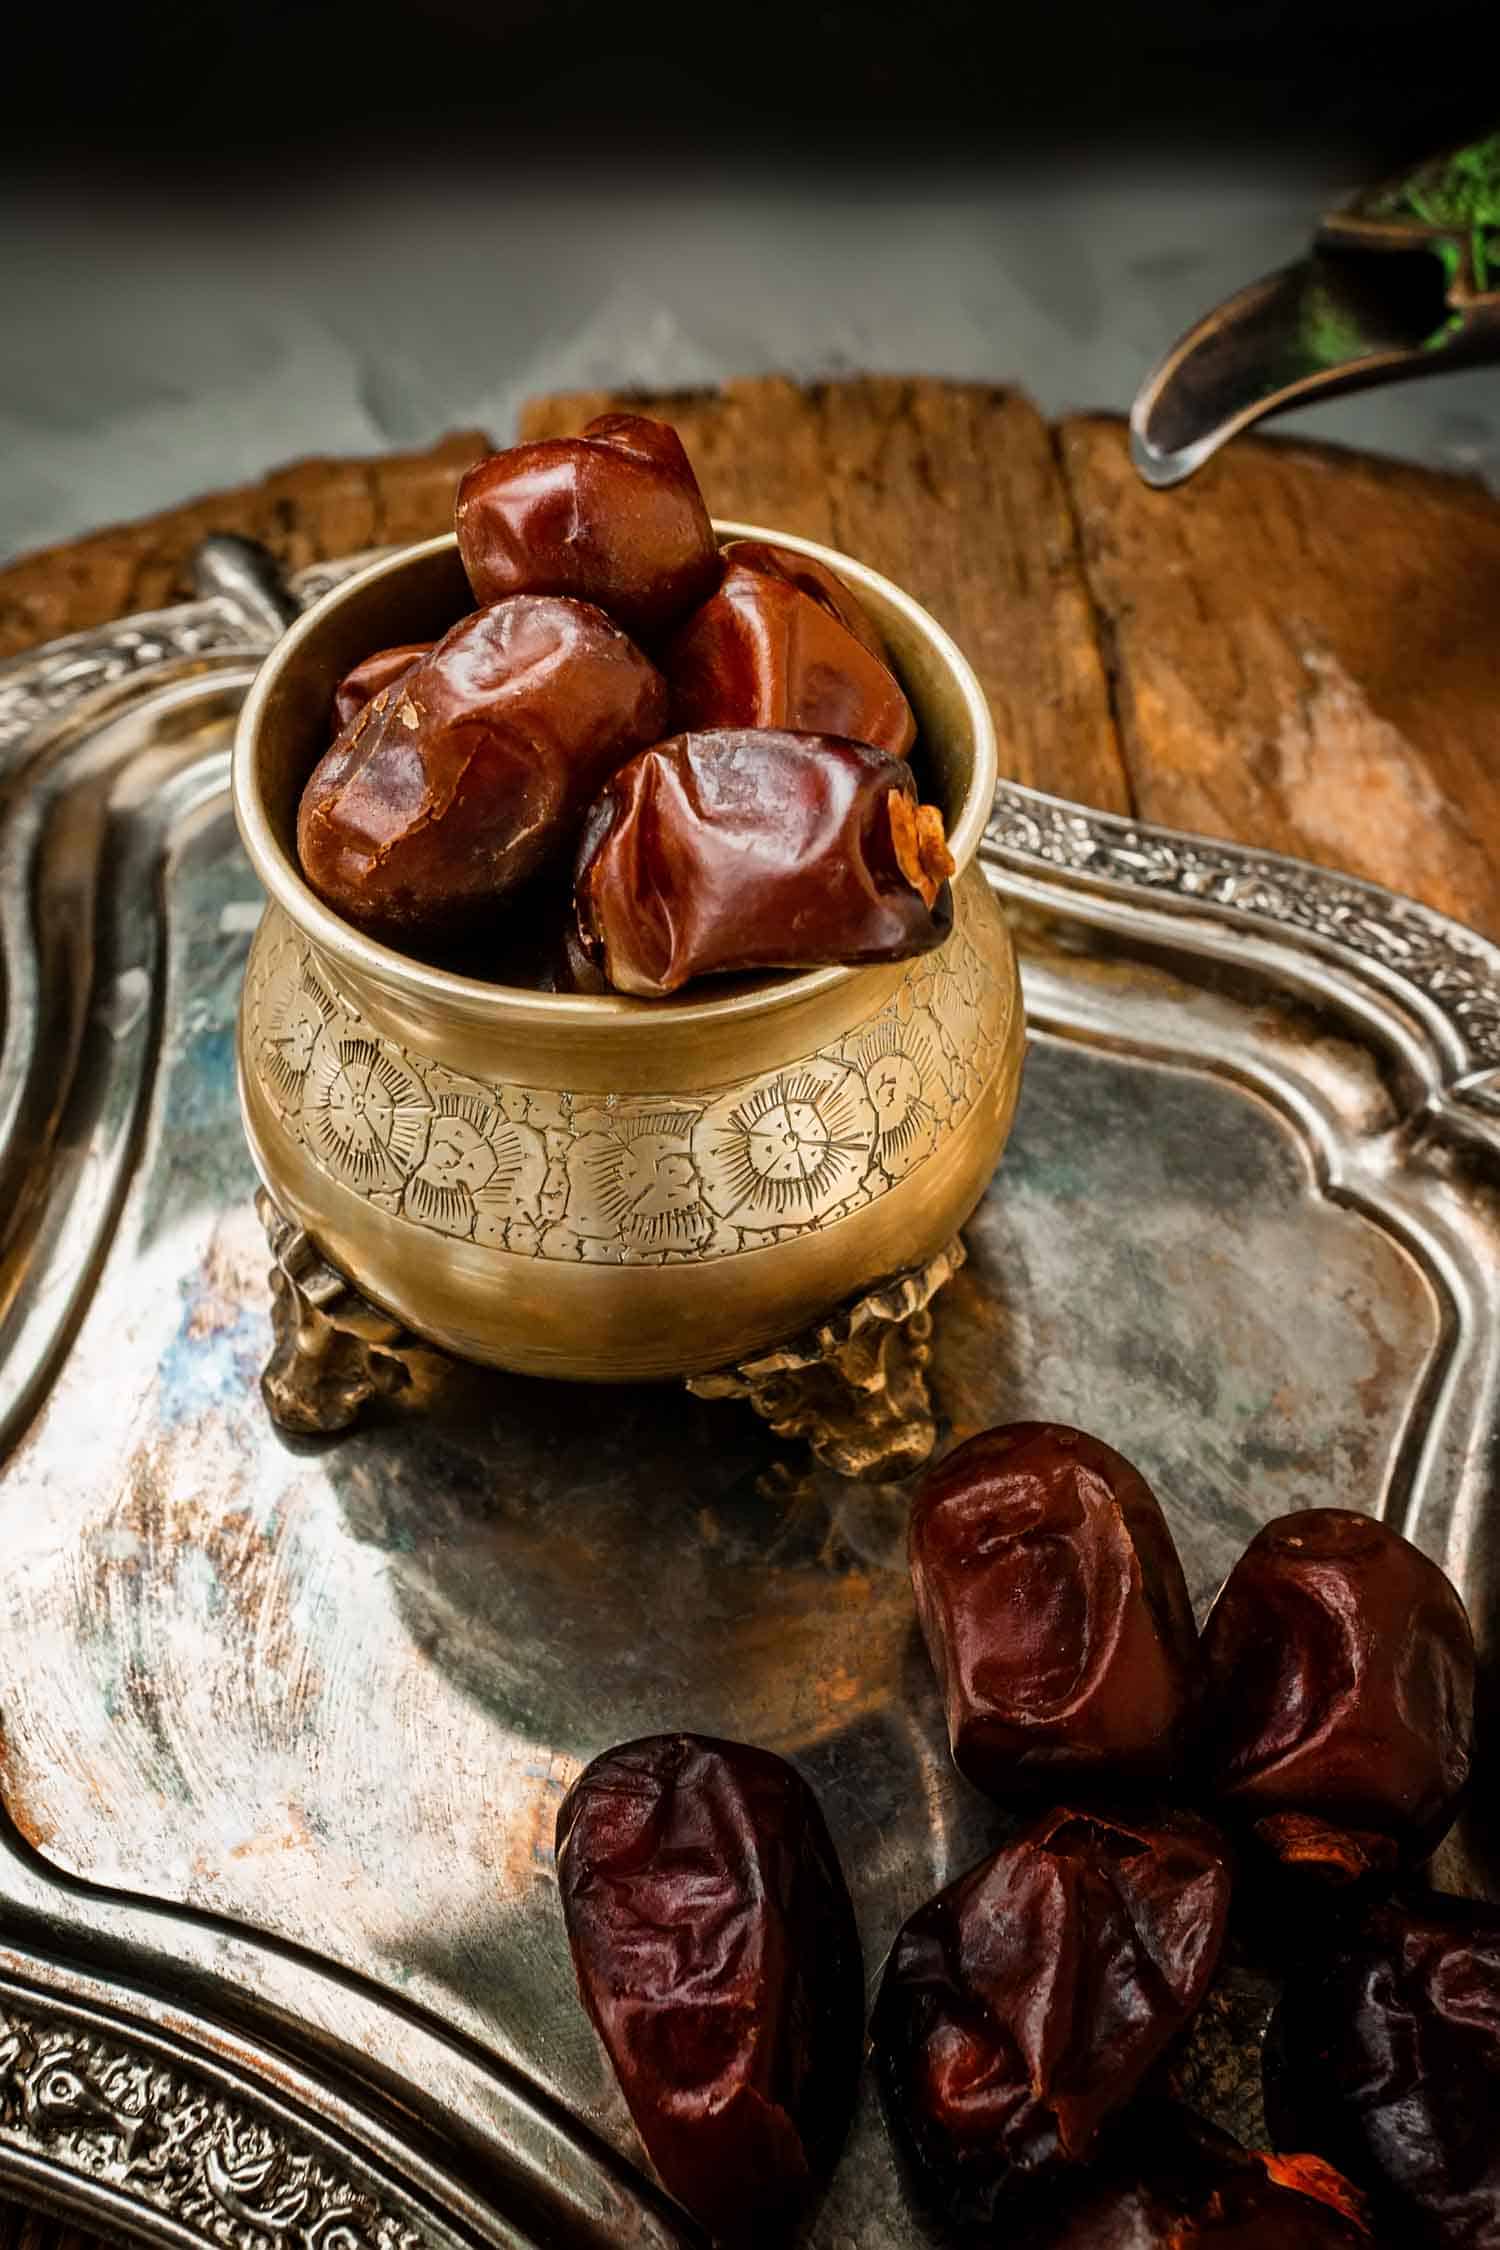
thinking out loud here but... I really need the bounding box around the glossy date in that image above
[297,596,668,942]
[455,413,719,642]
[1200,1509,1475,1882]
[716,537,888,655]
[1266,1892,1500,2249]
[555,1732,863,2245]
[573,727,953,996]
[910,1423,1203,1798]
[665,553,916,756]
[871,1805,1232,2231]
[330,641,433,732]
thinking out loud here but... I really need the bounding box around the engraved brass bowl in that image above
[232,526,1023,1381]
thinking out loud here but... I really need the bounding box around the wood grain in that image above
[1059,415,1500,938]
[0,431,490,660]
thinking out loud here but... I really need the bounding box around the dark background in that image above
[13,0,1499,171]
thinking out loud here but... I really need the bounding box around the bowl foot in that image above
[686,1237,965,1480]
[256,1187,962,1474]
[257,1190,440,1434]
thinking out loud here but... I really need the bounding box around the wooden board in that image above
[0,372,1498,2250]
[5,374,1498,937]
[1058,415,1500,942]
[0,432,490,660]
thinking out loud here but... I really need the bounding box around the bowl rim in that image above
[232,520,999,1029]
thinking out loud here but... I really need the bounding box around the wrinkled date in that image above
[665,553,916,756]
[331,641,433,732]
[1018,2104,1375,2247]
[1266,1893,1500,2249]
[555,1733,863,2245]
[574,727,953,996]
[910,1423,1203,1798]
[871,1805,1233,2232]
[298,596,668,942]
[716,537,888,655]
[1200,1509,1475,1882]
[455,413,720,642]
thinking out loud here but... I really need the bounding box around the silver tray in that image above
[0,539,1496,2250]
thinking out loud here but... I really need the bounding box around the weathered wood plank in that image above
[1058,415,1500,938]
[0,432,490,660]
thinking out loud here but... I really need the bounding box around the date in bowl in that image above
[231,527,1024,1382]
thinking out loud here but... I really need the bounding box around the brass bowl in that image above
[232,526,1024,1382]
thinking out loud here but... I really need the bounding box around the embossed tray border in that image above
[2,540,1499,2250]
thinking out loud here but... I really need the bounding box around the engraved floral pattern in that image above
[694,1060,878,1229]
[402,1093,547,1244]
[0,1999,443,2250]
[258,947,331,1113]
[243,887,1015,1265]
[566,1110,710,1255]
[851,1016,943,1180]
[302,1033,431,1196]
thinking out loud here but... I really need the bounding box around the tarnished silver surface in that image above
[0,550,1496,2249]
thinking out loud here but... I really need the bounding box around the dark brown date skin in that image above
[555,1733,863,2246]
[573,727,952,996]
[1266,1892,1500,2249]
[910,1423,1202,1799]
[1014,2104,1376,2247]
[717,537,887,656]
[1199,1509,1475,1883]
[297,597,668,943]
[871,1805,1232,2233]
[455,414,719,642]
[331,642,433,733]
[665,558,917,756]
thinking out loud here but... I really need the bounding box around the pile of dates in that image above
[297,415,953,997]
[556,1425,1494,2247]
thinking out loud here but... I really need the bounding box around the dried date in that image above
[455,413,719,642]
[665,555,916,755]
[331,641,433,732]
[716,537,888,655]
[297,596,668,942]
[1266,1892,1500,2248]
[573,727,952,996]
[871,1804,1232,2232]
[555,1732,863,2245]
[910,1423,1203,1798]
[1200,1509,1475,1882]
